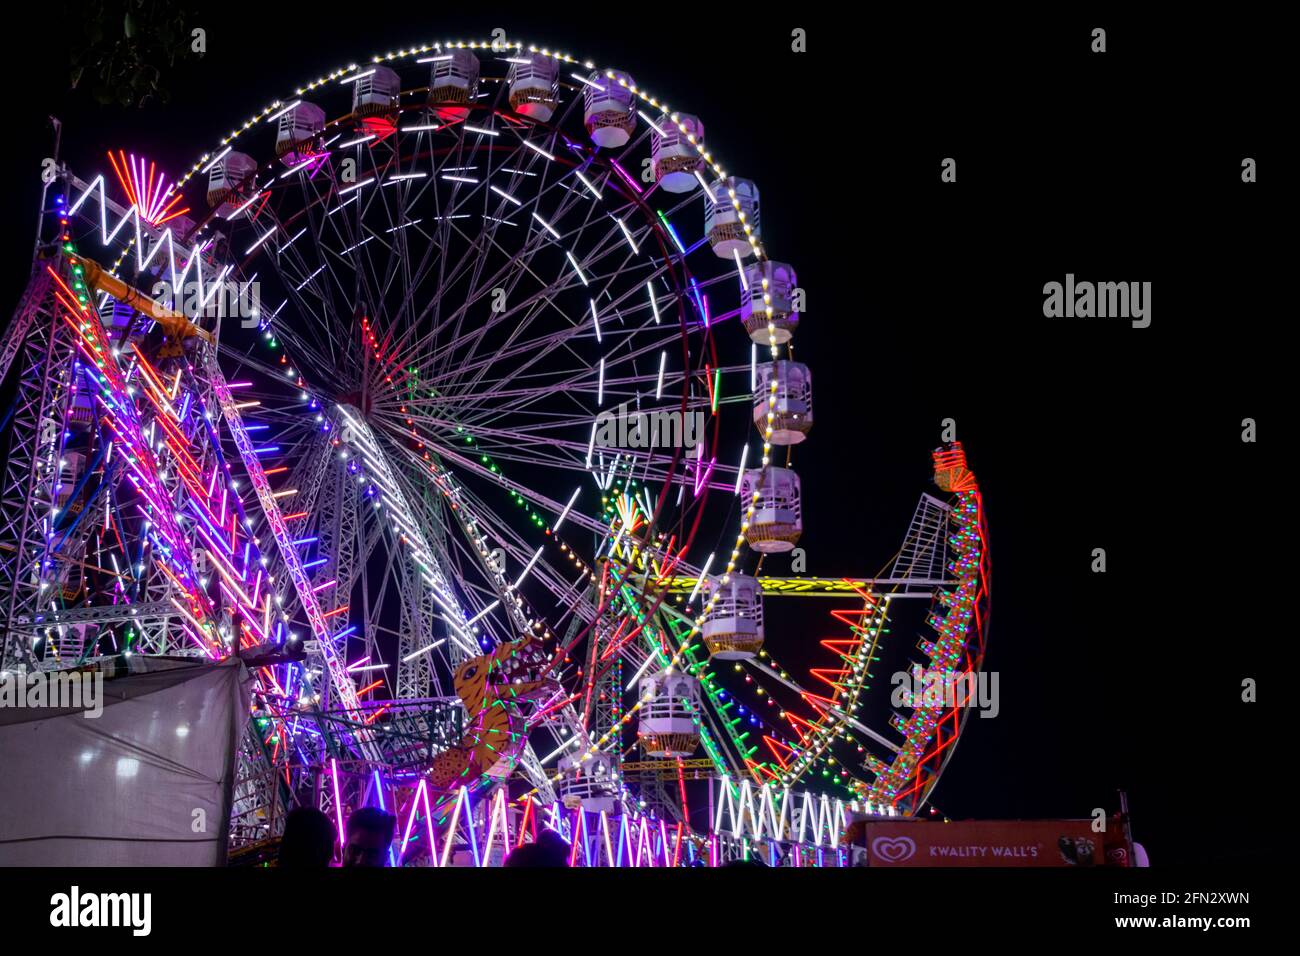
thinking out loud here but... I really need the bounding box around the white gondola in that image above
[558,751,619,813]
[701,573,764,660]
[582,70,636,148]
[352,65,401,134]
[429,49,479,121]
[100,299,136,334]
[740,260,799,344]
[508,53,559,122]
[753,360,813,445]
[651,113,704,193]
[206,151,258,217]
[275,101,326,164]
[67,386,96,426]
[638,670,701,758]
[705,176,760,259]
[741,466,802,553]
[164,212,197,239]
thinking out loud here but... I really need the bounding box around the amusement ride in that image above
[0,35,990,866]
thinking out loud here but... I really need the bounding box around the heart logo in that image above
[871,835,917,863]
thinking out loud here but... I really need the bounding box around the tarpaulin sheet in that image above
[0,656,250,866]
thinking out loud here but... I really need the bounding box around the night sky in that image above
[1,7,1279,865]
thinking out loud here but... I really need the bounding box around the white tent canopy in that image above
[0,656,250,866]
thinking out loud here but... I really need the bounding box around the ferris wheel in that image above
[4,34,991,862]
[154,37,806,817]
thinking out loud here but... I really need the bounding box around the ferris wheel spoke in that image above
[410,200,601,376]
[391,434,613,545]
[415,168,655,387]
[416,305,685,421]
[411,123,561,372]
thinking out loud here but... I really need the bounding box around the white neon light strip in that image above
[337,133,376,148]
[201,146,232,174]
[280,159,318,179]
[532,212,560,239]
[574,170,602,200]
[688,553,714,604]
[339,176,375,195]
[401,638,446,662]
[615,218,638,254]
[245,227,277,256]
[567,252,588,286]
[637,111,666,136]
[229,189,265,217]
[733,446,749,495]
[552,487,580,532]
[626,649,660,691]
[512,547,544,590]
[491,184,522,206]
[466,601,500,626]
[266,100,302,123]
[327,196,359,216]
[520,138,555,161]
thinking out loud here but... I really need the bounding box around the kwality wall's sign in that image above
[863,819,1103,867]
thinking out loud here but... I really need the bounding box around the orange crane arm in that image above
[72,256,215,346]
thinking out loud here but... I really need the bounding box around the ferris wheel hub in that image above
[338,392,372,418]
